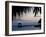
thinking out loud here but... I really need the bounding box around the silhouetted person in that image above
[38,19,41,29]
[38,19,41,23]
[34,19,41,29]
[18,23,22,28]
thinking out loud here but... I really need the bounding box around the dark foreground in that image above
[12,20,41,31]
[12,24,41,31]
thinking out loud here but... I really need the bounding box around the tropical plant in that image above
[33,7,41,16]
[33,7,41,23]
[12,6,31,20]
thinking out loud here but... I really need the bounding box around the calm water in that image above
[12,20,41,31]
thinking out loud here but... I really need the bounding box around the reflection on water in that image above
[12,20,41,31]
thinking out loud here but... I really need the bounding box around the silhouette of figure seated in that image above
[18,23,22,28]
[38,19,41,23]
[34,19,41,29]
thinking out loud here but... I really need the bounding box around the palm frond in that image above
[12,6,31,18]
[33,7,41,16]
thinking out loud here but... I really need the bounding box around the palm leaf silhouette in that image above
[33,7,41,24]
[33,7,41,16]
[12,6,31,20]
